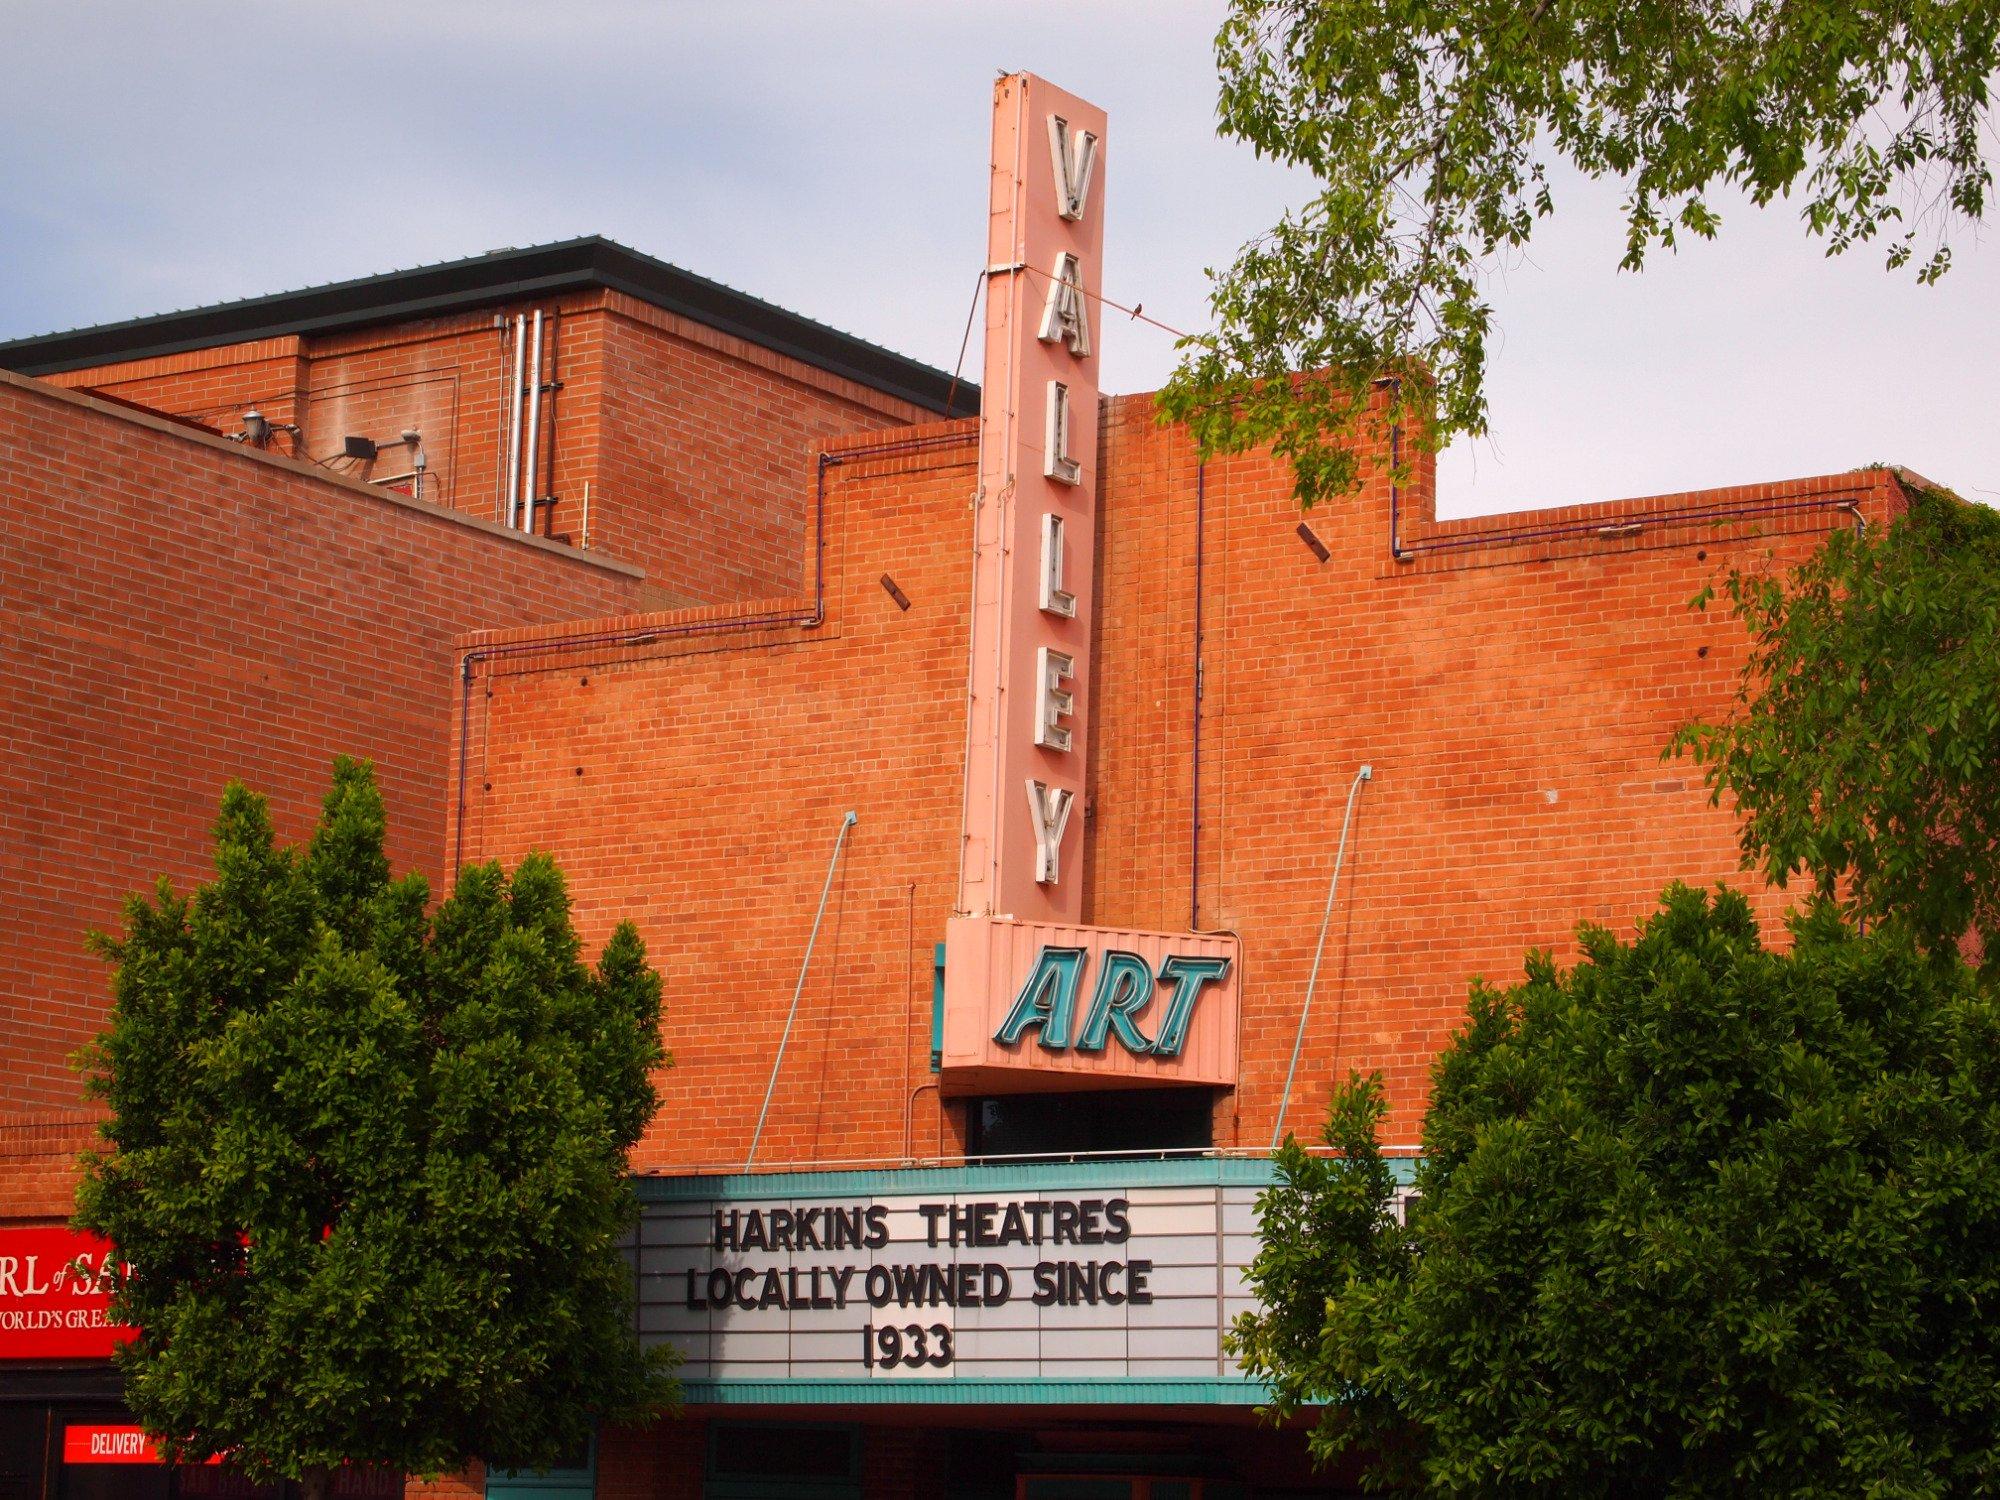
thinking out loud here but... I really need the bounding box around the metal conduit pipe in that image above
[904,1081,941,1165]
[503,313,526,528]
[1190,457,1207,930]
[522,309,544,532]
[492,320,513,519]
[1272,763,1372,1150]
[746,810,859,1171]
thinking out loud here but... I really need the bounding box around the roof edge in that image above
[0,238,980,418]
[0,365,647,580]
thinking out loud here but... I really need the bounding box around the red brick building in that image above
[0,75,1907,1500]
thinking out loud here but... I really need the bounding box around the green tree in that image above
[74,758,673,1500]
[1158,0,1998,507]
[1673,480,2000,974]
[1232,885,2000,1495]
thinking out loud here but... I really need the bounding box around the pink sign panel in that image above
[941,916,1240,1094]
[958,73,1108,926]
[0,1226,130,1359]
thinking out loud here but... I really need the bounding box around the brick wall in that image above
[45,301,605,537]
[44,289,939,614]
[48,338,310,451]
[590,291,936,604]
[1087,391,1903,1147]
[453,421,980,1172]
[0,371,646,1200]
[453,396,1903,1167]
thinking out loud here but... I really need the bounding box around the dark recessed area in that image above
[966,1087,1215,1161]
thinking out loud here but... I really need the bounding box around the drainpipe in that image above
[503,313,526,529]
[522,309,544,532]
[1190,457,1207,930]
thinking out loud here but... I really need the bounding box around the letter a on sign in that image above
[1048,114,1098,222]
[994,945,1086,1049]
[1038,253,1091,358]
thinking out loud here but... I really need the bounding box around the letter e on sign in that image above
[1034,648,1075,752]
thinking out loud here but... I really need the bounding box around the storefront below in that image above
[0,1367,398,1500]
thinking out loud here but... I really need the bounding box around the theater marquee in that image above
[633,1162,1270,1397]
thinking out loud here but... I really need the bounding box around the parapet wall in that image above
[0,371,647,1163]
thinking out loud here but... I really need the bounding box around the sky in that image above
[2,1,1994,515]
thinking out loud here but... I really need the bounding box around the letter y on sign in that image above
[1024,779,1075,884]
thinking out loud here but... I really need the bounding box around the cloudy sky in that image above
[3,1,1994,514]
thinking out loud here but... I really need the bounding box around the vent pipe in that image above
[503,313,526,528]
[521,308,544,532]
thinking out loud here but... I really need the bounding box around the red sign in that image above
[64,1426,163,1465]
[61,1427,225,1467]
[0,1226,132,1359]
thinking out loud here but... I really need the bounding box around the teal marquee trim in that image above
[485,1436,595,1500]
[635,1156,1287,1203]
[929,941,945,1073]
[678,1376,1270,1407]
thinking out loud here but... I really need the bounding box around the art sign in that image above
[942,917,1239,1092]
[634,1165,1266,1388]
[0,1226,130,1360]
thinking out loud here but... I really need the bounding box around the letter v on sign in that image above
[1048,115,1098,221]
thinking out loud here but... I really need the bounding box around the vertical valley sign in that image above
[948,74,1241,1094]
[958,72,1106,927]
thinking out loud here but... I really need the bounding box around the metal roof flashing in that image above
[0,237,979,418]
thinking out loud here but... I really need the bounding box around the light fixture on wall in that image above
[231,409,297,447]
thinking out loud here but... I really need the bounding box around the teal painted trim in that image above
[930,942,945,1073]
[679,1377,1269,1407]
[486,1436,595,1500]
[636,1156,1284,1203]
